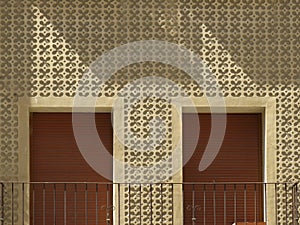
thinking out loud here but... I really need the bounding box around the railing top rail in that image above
[0,181,296,185]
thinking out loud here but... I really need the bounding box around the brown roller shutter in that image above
[183,113,263,225]
[30,112,113,225]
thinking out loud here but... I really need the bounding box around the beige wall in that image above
[1,1,300,224]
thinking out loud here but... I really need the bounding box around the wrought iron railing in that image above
[0,182,298,225]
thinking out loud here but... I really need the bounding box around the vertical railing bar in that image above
[296,183,299,225]
[1,183,4,225]
[292,184,296,225]
[254,183,257,223]
[140,184,142,225]
[275,183,278,225]
[0,184,1,225]
[74,184,77,225]
[234,184,237,223]
[213,184,216,225]
[296,184,299,225]
[285,183,288,225]
[22,183,24,225]
[203,184,206,225]
[244,184,247,223]
[182,184,184,225]
[96,184,98,225]
[43,183,45,225]
[292,184,297,225]
[32,184,35,225]
[291,183,295,225]
[54,184,56,225]
[85,183,88,225]
[264,183,267,223]
[106,184,110,225]
[161,183,163,225]
[118,184,121,225]
[150,184,153,225]
[64,184,67,225]
[192,184,195,225]
[11,183,14,225]
[171,184,174,225]
[128,184,131,225]
[224,184,226,225]
[296,183,297,225]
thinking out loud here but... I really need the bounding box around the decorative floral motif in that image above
[0,1,299,224]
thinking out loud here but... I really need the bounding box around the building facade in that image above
[0,0,299,224]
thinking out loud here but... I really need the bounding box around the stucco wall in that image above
[0,1,299,224]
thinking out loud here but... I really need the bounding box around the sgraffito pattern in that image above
[0,0,299,224]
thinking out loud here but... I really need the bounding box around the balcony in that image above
[0,182,298,225]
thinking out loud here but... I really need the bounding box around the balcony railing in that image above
[0,182,299,225]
